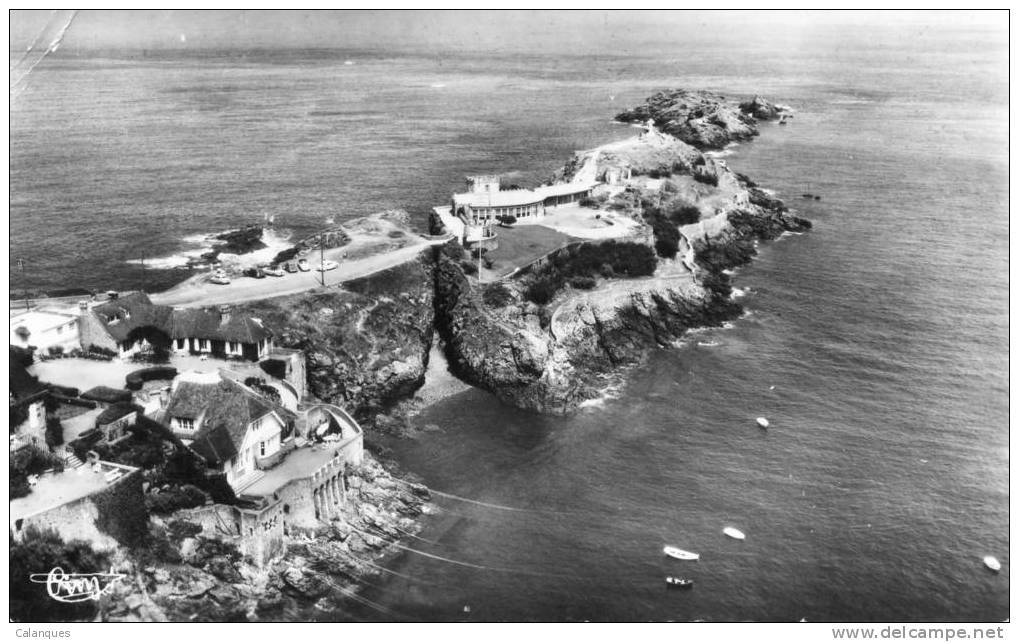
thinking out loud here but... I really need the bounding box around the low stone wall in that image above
[255,436,295,471]
[11,463,147,552]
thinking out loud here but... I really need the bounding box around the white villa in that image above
[163,371,294,492]
[441,174,599,243]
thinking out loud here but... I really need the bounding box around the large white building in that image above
[452,175,598,226]
[10,309,81,353]
[439,175,599,243]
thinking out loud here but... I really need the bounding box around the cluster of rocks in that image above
[102,455,430,622]
[182,226,268,268]
[271,227,352,266]
[616,89,786,150]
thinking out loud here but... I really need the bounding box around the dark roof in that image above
[90,295,272,345]
[166,377,292,465]
[164,381,219,419]
[91,293,174,343]
[96,402,139,426]
[81,386,133,404]
[190,424,239,464]
[170,310,272,344]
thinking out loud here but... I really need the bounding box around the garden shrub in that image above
[125,366,177,391]
[146,484,208,515]
[522,241,657,304]
[10,444,65,500]
[496,214,517,226]
[570,277,597,290]
[440,240,465,261]
[526,276,562,305]
[693,170,719,186]
[10,345,35,367]
[651,216,681,259]
[482,282,514,307]
[45,415,64,449]
[669,204,702,226]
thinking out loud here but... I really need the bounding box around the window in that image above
[251,416,263,432]
[260,441,266,457]
[176,417,195,432]
[228,341,237,352]
[199,339,209,351]
[176,339,184,350]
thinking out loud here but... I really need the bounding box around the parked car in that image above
[210,274,231,285]
[263,266,285,277]
[316,260,339,271]
[243,267,266,279]
[283,261,298,273]
[297,259,311,272]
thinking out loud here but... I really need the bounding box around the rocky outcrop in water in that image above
[616,89,786,150]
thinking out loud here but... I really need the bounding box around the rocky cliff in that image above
[234,252,435,419]
[434,242,744,413]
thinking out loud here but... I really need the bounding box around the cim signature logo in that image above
[29,568,125,603]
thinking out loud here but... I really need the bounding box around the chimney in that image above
[219,304,232,324]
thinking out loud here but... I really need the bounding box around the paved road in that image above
[151,238,448,308]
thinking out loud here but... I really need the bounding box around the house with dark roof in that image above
[78,292,174,357]
[164,372,295,492]
[169,307,274,361]
[78,293,274,361]
[94,402,139,443]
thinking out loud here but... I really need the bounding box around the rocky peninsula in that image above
[11,89,811,623]
[430,89,810,413]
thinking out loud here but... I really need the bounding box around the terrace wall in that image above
[10,463,147,552]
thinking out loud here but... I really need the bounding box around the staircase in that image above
[63,452,85,469]
[233,470,265,494]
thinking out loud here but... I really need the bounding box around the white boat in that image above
[663,546,699,561]
[316,260,338,271]
[983,556,1001,572]
[756,417,770,428]
[723,527,746,540]
[665,577,693,589]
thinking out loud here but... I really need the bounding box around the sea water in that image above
[9,19,1007,621]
